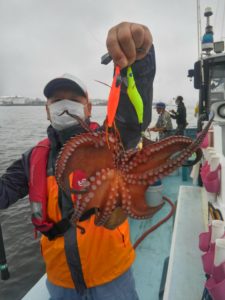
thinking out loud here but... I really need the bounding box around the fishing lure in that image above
[106,66,144,128]
[126,66,144,126]
[106,65,122,128]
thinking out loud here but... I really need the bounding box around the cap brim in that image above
[43,78,86,98]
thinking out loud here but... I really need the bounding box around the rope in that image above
[208,202,224,221]
[133,196,176,249]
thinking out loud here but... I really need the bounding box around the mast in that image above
[197,0,202,59]
[202,7,214,56]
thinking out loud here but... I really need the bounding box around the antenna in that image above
[202,7,214,56]
[221,1,225,41]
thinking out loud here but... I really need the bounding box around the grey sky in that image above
[0,0,224,105]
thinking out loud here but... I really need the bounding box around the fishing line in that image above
[221,0,225,40]
[94,79,111,88]
[214,0,219,38]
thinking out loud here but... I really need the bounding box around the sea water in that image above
[0,105,196,300]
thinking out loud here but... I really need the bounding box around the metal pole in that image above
[197,0,202,59]
[0,224,10,280]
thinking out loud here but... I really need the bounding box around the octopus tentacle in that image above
[55,131,115,191]
[72,190,95,221]
[123,184,164,219]
[93,171,118,225]
[71,169,117,223]
[59,111,92,133]
[55,114,213,229]
[94,177,120,226]
[125,137,193,174]
[125,147,200,185]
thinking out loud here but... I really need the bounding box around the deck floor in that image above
[131,169,193,300]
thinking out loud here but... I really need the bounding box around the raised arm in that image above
[105,23,155,149]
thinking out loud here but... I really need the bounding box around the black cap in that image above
[155,102,166,108]
[176,96,183,102]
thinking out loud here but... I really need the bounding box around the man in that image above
[149,102,173,139]
[0,22,155,300]
[170,95,187,135]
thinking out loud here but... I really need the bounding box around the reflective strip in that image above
[30,202,42,220]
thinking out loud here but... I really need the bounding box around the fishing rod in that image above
[0,224,10,280]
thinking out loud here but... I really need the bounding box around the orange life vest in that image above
[28,127,135,289]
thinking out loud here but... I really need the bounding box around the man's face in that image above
[175,99,180,105]
[46,88,92,121]
[156,107,163,114]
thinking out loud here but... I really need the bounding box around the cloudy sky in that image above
[0,0,224,105]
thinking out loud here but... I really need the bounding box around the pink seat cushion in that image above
[200,162,210,181]
[199,226,212,252]
[202,243,215,275]
[203,165,221,194]
[205,261,225,299]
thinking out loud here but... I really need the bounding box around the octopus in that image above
[55,114,213,230]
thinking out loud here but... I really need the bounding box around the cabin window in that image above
[208,63,225,106]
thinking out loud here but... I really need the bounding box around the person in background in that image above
[0,22,156,300]
[169,95,187,135]
[194,102,199,118]
[148,101,173,140]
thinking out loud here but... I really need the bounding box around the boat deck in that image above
[131,169,206,300]
[163,185,206,300]
[23,167,206,300]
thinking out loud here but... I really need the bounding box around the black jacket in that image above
[170,102,187,126]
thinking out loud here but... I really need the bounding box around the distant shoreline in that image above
[0,104,46,106]
[0,103,107,106]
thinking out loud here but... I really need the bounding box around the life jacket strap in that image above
[41,217,71,241]
[41,208,96,240]
[64,225,87,293]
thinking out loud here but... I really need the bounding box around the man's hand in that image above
[148,127,166,133]
[148,127,157,132]
[106,22,152,69]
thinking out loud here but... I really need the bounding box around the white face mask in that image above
[48,99,86,130]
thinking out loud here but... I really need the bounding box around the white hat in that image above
[43,73,87,98]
